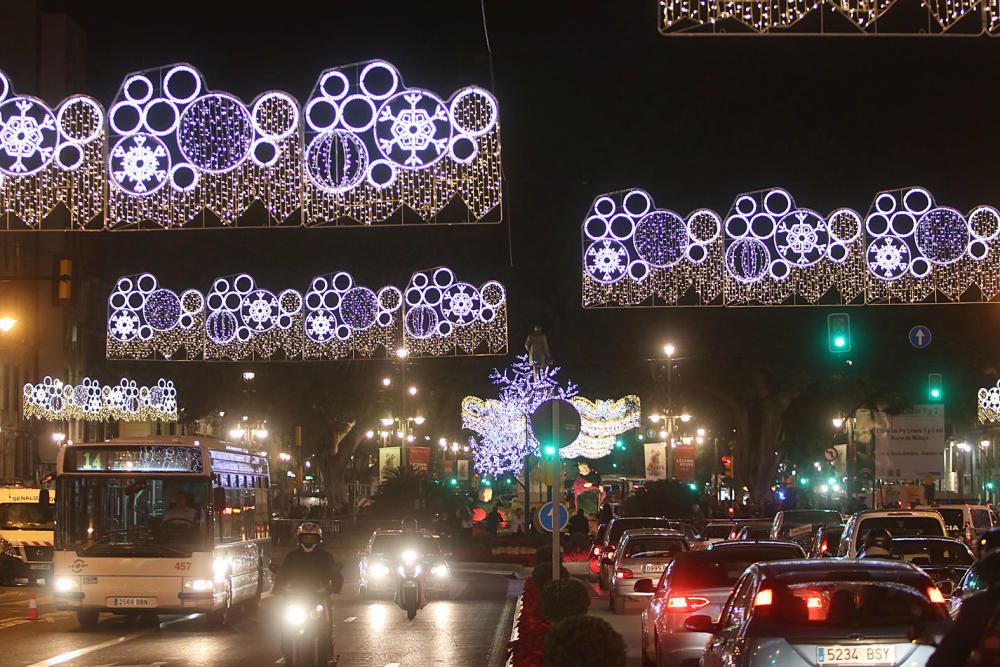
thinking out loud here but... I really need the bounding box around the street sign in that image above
[531,399,582,449]
[537,501,569,532]
[909,325,932,349]
[824,447,839,462]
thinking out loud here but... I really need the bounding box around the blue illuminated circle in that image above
[340,287,379,331]
[178,93,254,174]
[143,289,181,332]
[725,238,769,284]
[634,210,687,268]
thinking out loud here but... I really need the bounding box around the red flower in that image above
[508,579,552,667]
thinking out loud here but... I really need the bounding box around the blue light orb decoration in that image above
[305,129,368,193]
[915,208,970,266]
[177,93,254,174]
[725,238,770,284]
[634,210,688,268]
[405,305,439,339]
[143,289,182,332]
[206,310,239,345]
[340,287,379,331]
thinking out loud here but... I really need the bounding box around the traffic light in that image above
[928,373,943,401]
[542,444,557,458]
[687,482,697,492]
[986,481,995,492]
[614,439,623,450]
[721,456,733,474]
[449,477,458,487]
[482,479,492,487]
[827,313,851,353]
[798,477,809,486]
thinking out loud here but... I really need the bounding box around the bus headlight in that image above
[430,564,449,578]
[54,577,79,593]
[212,557,229,583]
[184,579,214,592]
[285,604,307,626]
[370,563,390,578]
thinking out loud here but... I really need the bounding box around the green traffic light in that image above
[987,481,996,491]
[637,434,644,441]
[482,479,492,487]
[833,336,846,348]
[799,477,809,486]
[930,388,941,399]
[449,478,458,486]
[687,482,697,491]
[543,444,557,458]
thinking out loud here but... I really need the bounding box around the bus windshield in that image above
[59,477,212,555]
[0,503,54,530]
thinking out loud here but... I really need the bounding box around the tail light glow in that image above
[666,595,710,613]
[615,568,633,579]
[753,589,773,607]
[927,586,946,604]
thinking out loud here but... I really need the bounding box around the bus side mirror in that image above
[212,487,226,511]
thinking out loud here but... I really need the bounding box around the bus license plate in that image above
[108,597,156,608]
[818,645,895,665]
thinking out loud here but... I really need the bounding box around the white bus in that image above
[52,436,272,626]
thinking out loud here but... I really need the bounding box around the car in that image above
[808,524,845,558]
[949,554,995,618]
[838,509,948,557]
[609,529,688,614]
[357,529,451,599]
[589,522,609,578]
[693,521,736,549]
[599,516,679,589]
[733,522,773,541]
[771,509,843,549]
[637,541,807,667]
[887,536,974,597]
[916,504,995,544]
[688,559,951,667]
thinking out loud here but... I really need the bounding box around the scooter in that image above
[395,549,426,621]
[280,587,337,667]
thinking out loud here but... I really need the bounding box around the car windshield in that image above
[0,503,54,530]
[749,582,946,637]
[58,476,211,554]
[781,511,841,528]
[669,548,800,589]
[858,517,945,541]
[608,519,673,545]
[370,534,441,556]
[742,526,771,539]
[623,537,686,558]
[890,541,973,566]
[702,524,733,539]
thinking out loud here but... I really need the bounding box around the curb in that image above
[504,584,525,667]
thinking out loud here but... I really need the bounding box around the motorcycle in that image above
[280,587,337,667]
[395,549,426,621]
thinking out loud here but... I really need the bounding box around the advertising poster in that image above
[408,446,430,473]
[674,443,696,482]
[874,405,945,481]
[457,459,470,480]
[379,446,401,481]
[644,442,667,481]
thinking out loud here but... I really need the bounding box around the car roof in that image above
[621,528,685,538]
[855,509,944,519]
[707,540,803,551]
[917,504,991,510]
[755,558,928,581]
[778,509,841,516]
[890,536,968,545]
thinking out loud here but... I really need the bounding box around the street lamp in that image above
[663,343,675,357]
[242,370,256,382]
[382,377,392,387]
[51,432,65,444]
[395,347,410,359]
[413,416,425,425]
[380,416,394,427]
[278,452,291,462]
[697,428,706,437]
[408,386,418,396]
[438,437,447,447]
[680,413,692,423]
[832,417,844,429]
[254,428,268,440]
[229,427,246,440]
[365,430,375,439]
[0,317,16,333]
[648,414,662,423]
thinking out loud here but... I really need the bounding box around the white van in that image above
[917,504,995,544]
[838,509,947,557]
[0,486,56,584]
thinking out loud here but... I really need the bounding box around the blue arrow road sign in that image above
[538,502,569,532]
[909,325,932,349]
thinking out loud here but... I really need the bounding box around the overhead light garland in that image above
[583,186,1000,307]
[979,380,1000,424]
[0,61,500,230]
[107,268,507,361]
[462,355,640,476]
[659,0,986,34]
[23,376,178,422]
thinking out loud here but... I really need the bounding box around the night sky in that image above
[37,1,1000,445]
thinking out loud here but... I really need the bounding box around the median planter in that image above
[507,578,551,666]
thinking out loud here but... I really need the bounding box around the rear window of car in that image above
[937,509,964,531]
[890,541,973,566]
[607,519,673,545]
[781,511,841,528]
[702,524,733,539]
[669,548,801,589]
[971,509,993,529]
[857,516,945,540]
[742,526,772,539]
[749,582,945,637]
[594,524,608,545]
[623,537,687,558]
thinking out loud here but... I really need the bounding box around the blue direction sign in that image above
[909,325,932,349]
[537,502,569,533]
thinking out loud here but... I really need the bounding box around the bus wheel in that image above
[76,610,99,627]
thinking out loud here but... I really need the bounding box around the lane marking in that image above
[385,663,400,667]
[342,616,357,622]
[274,659,285,664]
[26,614,198,667]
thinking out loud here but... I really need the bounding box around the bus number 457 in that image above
[174,562,191,571]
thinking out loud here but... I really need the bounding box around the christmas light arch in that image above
[583,186,1000,307]
[23,376,178,422]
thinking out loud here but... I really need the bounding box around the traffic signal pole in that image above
[552,400,561,580]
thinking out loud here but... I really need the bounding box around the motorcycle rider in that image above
[858,527,892,558]
[274,522,343,661]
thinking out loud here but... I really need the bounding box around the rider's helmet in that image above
[863,527,892,553]
[976,526,1000,558]
[296,521,322,553]
[400,516,418,535]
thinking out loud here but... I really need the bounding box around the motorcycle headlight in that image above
[401,549,418,565]
[285,604,307,626]
[371,563,390,578]
[430,564,449,577]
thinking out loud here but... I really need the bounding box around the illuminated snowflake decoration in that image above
[305,310,338,343]
[375,91,451,168]
[109,310,141,342]
[866,237,910,279]
[585,240,629,283]
[241,290,279,332]
[441,283,482,325]
[0,98,57,175]
[775,211,828,266]
[110,134,169,194]
[23,376,178,422]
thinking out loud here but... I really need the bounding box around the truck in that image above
[0,486,56,585]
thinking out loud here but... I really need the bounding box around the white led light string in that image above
[23,376,178,422]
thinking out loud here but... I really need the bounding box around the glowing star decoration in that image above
[979,380,1000,424]
[401,267,507,357]
[302,60,501,226]
[0,69,105,229]
[23,376,178,422]
[658,0,986,35]
[107,63,302,229]
[108,270,507,361]
[582,186,1000,307]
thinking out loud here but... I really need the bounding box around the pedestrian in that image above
[598,502,613,525]
[458,498,474,539]
[486,504,502,536]
[568,508,589,551]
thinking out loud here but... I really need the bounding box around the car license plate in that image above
[817,645,895,665]
[107,597,156,608]
[641,563,666,573]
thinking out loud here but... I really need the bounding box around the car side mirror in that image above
[633,578,655,594]
[684,615,716,634]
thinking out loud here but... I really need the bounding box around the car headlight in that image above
[54,577,79,593]
[401,549,418,565]
[184,579,214,592]
[371,563,390,578]
[212,557,230,583]
[430,564,449,577]
[285,604,307,626]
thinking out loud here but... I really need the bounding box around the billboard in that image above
[674,443,696,482]
[408,446,430,473]
[378,446,401,481]
[874,405,945,481]
[644,442,667,481]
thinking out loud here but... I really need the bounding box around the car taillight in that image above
[615,568,633,579]
[927,586,946,604]
[666,595,710,613]
[806,596,823,608]
[819,539,828,554]
[591,546,602,557]
[602,545,616,560]
[753,589,773,607]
